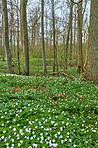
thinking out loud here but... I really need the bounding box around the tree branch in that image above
[71,0,82,5]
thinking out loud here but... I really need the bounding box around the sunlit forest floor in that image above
[0,55,98,148]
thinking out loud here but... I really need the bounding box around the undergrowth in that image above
[0,74,98,148]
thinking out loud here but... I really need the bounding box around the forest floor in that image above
[0,54,79,76]
[0,56,98,147]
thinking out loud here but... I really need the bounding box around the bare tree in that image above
[2,0,13,73]
[41,0,47,74]
[17,0,20,74]
[20,0,29,76]
[65,1,73,69]
[71,0,83,78]
[51,0,58,72]
[69,1,73,64]
[78,1,83,78]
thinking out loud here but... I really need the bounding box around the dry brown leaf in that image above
[52,127,57,129]
[76,94,83,98]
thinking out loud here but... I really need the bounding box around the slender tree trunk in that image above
[63,27,66,70]
[65,1,73,69]
[33,26,36,47]
[36,24,40,46]
[52,0,56,72]
[70,1,73,64]
[77,2,83,78]
[2,0,13,73]
[51,0,58,72]
[49,21,52,57]
[83,26,89,69]
[74,6,77,66]
[41,0,47,74]
[10,0,13,55]
[0,16,2,57]
[45,8,48,49]
[21,0,29,76]
[14,33,16,57]
[17,0,20,74]
[10,0,16,57]
[2,14,5,61]
[31,25,34,50]
[20,1,23,51]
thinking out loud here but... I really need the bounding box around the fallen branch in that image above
[45,72,74,79]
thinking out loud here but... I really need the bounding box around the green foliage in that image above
[0,57,7,73]
[0,74,98,147]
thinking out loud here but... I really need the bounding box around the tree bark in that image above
[83,26,89,69]
[41,0,47,74]
[85,0,98,84]
[17,0,20,74]
[1,14,5,61]
[51,0,58,72]
[73,6,77,66]
[70,1,73,63]
[78,2,83,78]
[21,0,29,76]
[9,0,13,54]
[2,0,13,73]
[20,0,23,51]
[65,1,73,69]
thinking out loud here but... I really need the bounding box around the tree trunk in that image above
[45,8,48,49]
[77,2,83,78]
[73,6,77,66]
[51,0,58,72]
[21,0,29,76]
[65,1,73,69]
[41,0,47,74]
[70,1,73,64]
[0,16,2,57]
[49,21,52,57]
[10,0,13,54]
[17,0,20,74]
[83,26,89,69]
[2,0,12,73]
[85,0,98,84]
[20,1,23,51]
[10,0,16,57]
[2,14,5,61]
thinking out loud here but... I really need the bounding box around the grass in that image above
[0,54,79,77]
[0,74,98,148]
[0,55,55,75]
[1,41,84,75]
[0,57,8,74]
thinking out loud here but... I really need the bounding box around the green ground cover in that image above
[0,55,79,78]
[0,74,98,148]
